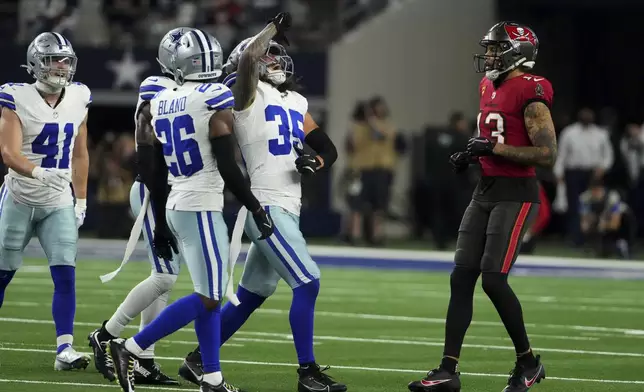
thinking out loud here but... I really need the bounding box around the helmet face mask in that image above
[37,53,77,88]
[473,22,538,81]
[24,32,77,89]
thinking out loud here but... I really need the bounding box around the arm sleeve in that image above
[136,144,170,231]
[209,134,261,212]
[305,128,338,170]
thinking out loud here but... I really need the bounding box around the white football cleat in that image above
[54,347,91,371]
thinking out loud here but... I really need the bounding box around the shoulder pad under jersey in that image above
[194,82,234,111]
[139,76,176,101]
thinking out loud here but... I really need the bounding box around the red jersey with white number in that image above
[477,74,554,177]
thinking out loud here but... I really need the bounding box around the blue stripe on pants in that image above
[267,206,316,282]
[206,212,223,300]
[196,212,215,299]
[265,236,304,286]
[140,183,163,273]
[0,185,8,219]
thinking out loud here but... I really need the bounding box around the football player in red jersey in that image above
[408,22,556,392]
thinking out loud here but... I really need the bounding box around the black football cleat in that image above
[178,350,203,386]
[408,367,461,392]
[107,339,137,392]
[297,364,347,392]
[502,355,546,392]
[88,323,116,381]
[134,358,179,385]
[201,379,246,392]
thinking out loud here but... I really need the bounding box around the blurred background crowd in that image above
[0,0,642,260]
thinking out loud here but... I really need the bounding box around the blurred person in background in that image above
[423,111,472,249]
[620,123,644,234]
[553,107,614,246]
[359,96,398,245]
[339,101,367,245]
[580,178,635,259]
[95,134,135,238]
[19,0,79,43]
[520,182,551,254]
[103,0,146,47]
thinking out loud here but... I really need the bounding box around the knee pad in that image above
[481,272,509,296]
[150,272,178,295]
[450,266,480,292]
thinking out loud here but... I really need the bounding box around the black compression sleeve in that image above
[209,134,261,212]
[137,144,170,231]
[304,128,338,169]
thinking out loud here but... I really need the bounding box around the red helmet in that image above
[474,21,539,81]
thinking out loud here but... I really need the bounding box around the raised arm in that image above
[232,12,290,111]
[492,101,557,167]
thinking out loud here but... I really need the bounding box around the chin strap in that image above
[35,80,63,95]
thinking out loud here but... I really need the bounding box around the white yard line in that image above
[0,317,641,357]
[1,349,643,385]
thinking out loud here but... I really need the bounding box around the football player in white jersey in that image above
[178,13,345,392]
[108,29,274,392]
[0,32,90,370]
[87,27,193,386]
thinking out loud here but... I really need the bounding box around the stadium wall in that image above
[326,0,496,212]
[24,239,644,280]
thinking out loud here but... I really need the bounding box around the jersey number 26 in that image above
[477,112,505,144]
[265,105,305,156]
[155,114,204,177]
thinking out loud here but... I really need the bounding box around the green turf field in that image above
[1,257,643,391]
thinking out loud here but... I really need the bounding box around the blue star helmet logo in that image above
[170,30,183,44]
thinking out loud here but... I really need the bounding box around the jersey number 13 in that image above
[477,112,506,144]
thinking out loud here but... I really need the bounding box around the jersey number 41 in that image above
[32,123,74,169]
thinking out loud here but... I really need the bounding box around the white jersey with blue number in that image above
[150,81,234,212]
[135,76,176,124]
[233,80,308,216]
[0,82,91,207]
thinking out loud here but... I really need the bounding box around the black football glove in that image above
[269,12,292,46]
[294,144,319,176]
[153,226,179,261]
[449,151,475,173]
[466,137,495,157]
[252,208,274,240]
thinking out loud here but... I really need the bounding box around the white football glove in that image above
[31,167,71,192]
[74,199,87,229]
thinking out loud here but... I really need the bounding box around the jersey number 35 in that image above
[265,105,305,156]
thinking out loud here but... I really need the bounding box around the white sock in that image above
[138,291,170,359]
[203,371,223,386]
[125,337,144,357]
[56,334,73,351]
[105,274,173,337]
